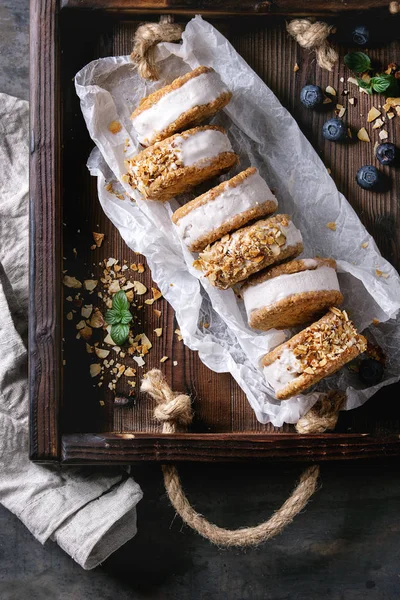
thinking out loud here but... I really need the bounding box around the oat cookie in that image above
[172,167,278,252]
[193,214,303,289]
[262,307,367,400]
[242,257,344,331]
[131,66,232,146]
[123,125,238,202]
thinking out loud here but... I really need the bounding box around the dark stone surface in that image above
[1,463,400,599]
[1,1,400,598]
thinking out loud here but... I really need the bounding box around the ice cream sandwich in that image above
[131,66,232,147]
[243,258,343,331]
[262,307,366,400]
[172,167,278,252]
[193,214,303,289]
[123,126,238,202]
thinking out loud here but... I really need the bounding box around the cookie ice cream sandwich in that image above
[262,307,366,400]
[172,167,278,253]
[123,126,238,202]
[131,66,232,147]
[243,258,343,331]
[194,214,303,290]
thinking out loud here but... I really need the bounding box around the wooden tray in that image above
[30,0,400,464]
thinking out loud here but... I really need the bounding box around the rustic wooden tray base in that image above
[30,1,400,463]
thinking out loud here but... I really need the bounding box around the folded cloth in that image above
[0,93,143,569]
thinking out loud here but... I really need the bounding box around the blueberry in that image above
[376,142,398,166]
[300,84,324,109]
[356,165,381,190]
[359,358,384,385]
[352,25,369,46]
[322,118,348,142]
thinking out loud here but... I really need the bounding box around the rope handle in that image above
[141,370,343,547]
[132,17,343,544]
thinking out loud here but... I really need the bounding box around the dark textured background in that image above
[1,1,400,599]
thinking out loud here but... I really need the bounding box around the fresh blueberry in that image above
[300,84,324,109]
[356,165,381,190]
[322,118,348,142]
[376,142,398,166]
[359,358,384,385]
[352,25,369,46]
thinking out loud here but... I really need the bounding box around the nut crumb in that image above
[133,281,147,295]
[372,118,384,129]
[124,367,136,377]
[174,328,183,341]
[90,364,101,378]
[379,129,389,140]
[154,328,163,337]
[93,232,104,247]
[361,242,369,249]
[293,63,299,73]
[160,356,169,363]
[63,275,82,289]
[357,127,370,142]
[367,107,381,122]
[326,222,337,231]
[108,120,122,134]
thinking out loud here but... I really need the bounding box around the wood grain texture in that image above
[61,432,400,464]
[30,6,400,463]
[60,0,394,16]
[29,0,61,461]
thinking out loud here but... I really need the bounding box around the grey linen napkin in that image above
[0,93,143,570]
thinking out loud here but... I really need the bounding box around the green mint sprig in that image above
[105,290,132,346]
[344,51,372,74]
[344,52,400,96]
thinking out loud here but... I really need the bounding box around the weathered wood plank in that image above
[60,432,400,464]
[60,0,395,16]
[29,0,61,461]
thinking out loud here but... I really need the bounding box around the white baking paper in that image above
[75,15,400,426]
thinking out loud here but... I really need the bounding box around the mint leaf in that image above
[112,290,129,314]
[344,52,372,74]
[111,323,130,346]
[370,74,394,93]
[357,78,373,94]
[119,310,133,325]
[105,309,121,325]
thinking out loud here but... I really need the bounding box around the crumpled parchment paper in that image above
[75,15,400,426]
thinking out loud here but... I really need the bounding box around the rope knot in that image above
[131,16,183,81]
[154,394,193,427]
[140,369,193,432]
[287,19,338,71]
[296,390,345,434]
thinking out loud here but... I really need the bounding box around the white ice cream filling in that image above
[263,348,302,393]
[243,265,340,316]
[279,220,303,248]
[174,129,233,167]
[131,71,229,144]
[174,170,278,248]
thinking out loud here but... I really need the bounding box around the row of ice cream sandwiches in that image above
[124,65,367,400]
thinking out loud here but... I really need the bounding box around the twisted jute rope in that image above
[130,15,183,81]
[296,390,346,434]
[286,19,338,71]
[140,370,344,547]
